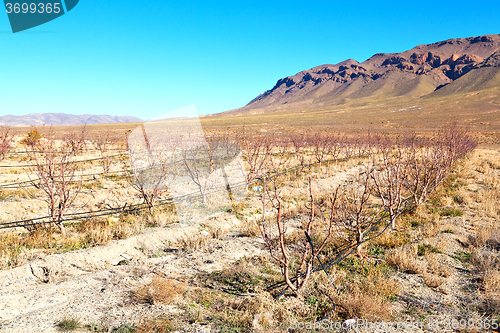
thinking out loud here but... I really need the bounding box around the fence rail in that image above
[0,155,353,230]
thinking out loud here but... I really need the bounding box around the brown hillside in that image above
[237,34,500,111]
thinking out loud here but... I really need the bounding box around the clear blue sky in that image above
[0,0,499,120]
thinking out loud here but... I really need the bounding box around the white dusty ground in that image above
[0,213,268,333]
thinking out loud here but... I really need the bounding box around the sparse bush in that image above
[21,126,43,147]
[24,131,83,235]
[259,177,342,298]
[92,131,116,175]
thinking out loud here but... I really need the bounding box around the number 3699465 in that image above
[5,3,62,14]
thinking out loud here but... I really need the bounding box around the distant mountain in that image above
[0,113,143,127]
[235,34,500,112]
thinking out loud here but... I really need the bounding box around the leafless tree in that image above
[309,133,331,164]
[239,133,272,181]
[259,177,340,299]
[92,131,117,175]
[370,138,410,230]
[291,133,310,168]
[65,124,88,155]
[180,135,220,205]
[337,169,378,256]
[24,132,83,235]
[128,128,177,215]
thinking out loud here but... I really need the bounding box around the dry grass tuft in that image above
[131,276,185,305]
[241,220,261,237]
[178,233,211,252]
[135,316,175,333]
[334,291,391,321]
[373,230,410,248]
[422,273,446,288]
[425,253,451,278]
[472,247,500,273]
[210,226,229,240]
[469,227,494,247]
[386,246,425,274]
[482,269,500,293]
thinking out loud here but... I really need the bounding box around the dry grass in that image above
[241,220,260,237]
[0,217,140,270]
[425,253,451,278]
[334,291,391,321]
[135,316,175,333]
[131,276,185,305]
[177,233,211,252]
[0,188,30,199]
[482,269,500,293]
[209,226,229,240]
[469,226,495,247]
[422,273,446,288]
[472,247,500,273]
[373,230,410,248]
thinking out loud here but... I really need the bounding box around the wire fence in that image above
[0,155,354,230]
[0,153,127,169]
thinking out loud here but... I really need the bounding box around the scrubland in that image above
[0,123,498,333]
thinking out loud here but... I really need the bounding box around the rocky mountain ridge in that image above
[241,34,500,110]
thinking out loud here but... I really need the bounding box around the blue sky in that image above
[0,0,499,120]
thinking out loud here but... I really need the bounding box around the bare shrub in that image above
[64,124,88,155]
[92,131,117,175]
[259,177,340,298]
[239,132,271,181]
[291,134,310,168]
[0,126,15,161]
[309,133,331,164]
[336,168,378,256]
[132,276,185,305]
[371,139,410,230]
[24,130,83,235]
[128,137,176,215]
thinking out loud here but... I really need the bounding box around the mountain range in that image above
[0,113,143,127]
[236,34,500,112]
